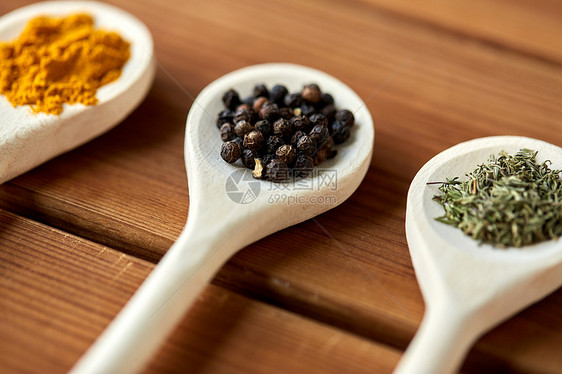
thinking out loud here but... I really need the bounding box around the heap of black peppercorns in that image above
[217,83,354,182]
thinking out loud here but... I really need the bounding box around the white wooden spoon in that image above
[396,136,562,374]
[70,63,375,373]
[0,1,155,184]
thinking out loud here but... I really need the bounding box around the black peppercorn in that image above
[284,93,302,108]
[255,120,272,136]
[294,155,314,178]
[221,140,241,163]
[266,135,284,154]
[234,107,256,124]
[273,118,292,139]
[259,103,280,122]
[276,144,296,164]
[297,135,316,157]
[330,120,351,144]
[236,103,251,112]
[321,104,336,121]
[309,113,328,128]
[262,153,275,165]
[321,93,334,107]
[279,107,293,120]
[232,137,243,149]
[234,120,254,138]
[216,83,354,183]
[216,109,234,128]
[242,96,254,106]
[242,149,259,169]
[243,130,264,151]
[220,123,235,142]
[266,159,289,182]
[309,124,330,149]
[269,84,288,105]
[300,104,316,116]
[233,107,249,123]
[323,137,337,158]
[253,96,268,113]
[314,146,329,166]
[290,115,312,133]
[290,130,306,147]
[335,109,355,127]
[253,84,269,99]
[302,83,322,104]
[222,89,241,110]
[325,136,334,151]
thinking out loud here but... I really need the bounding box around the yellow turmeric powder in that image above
[0,13,130,115]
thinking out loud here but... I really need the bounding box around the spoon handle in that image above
[393,304,480,374]
[69,225,235,374]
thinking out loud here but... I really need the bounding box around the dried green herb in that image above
[433,149,562,247]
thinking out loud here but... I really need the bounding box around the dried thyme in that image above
[433,149,562,247]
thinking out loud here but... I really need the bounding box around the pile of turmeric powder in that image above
[0,13,130,115]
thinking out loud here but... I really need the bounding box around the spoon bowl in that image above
[71,63,374,373]
[0,1,155,184]
[396,136,562,374]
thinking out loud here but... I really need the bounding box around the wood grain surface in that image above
[1,0,561,373]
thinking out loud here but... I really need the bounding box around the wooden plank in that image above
[145,284,402,374]
[1,0,562,372]
[0,209,402,373]
[0,210,152,372]
[359,0,562,64]
[0,81,189,262]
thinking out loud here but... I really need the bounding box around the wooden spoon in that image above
[396,136,562,374]
[70,63,375,373]
[0,1,155,184]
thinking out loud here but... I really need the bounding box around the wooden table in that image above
[1,1,561,373]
